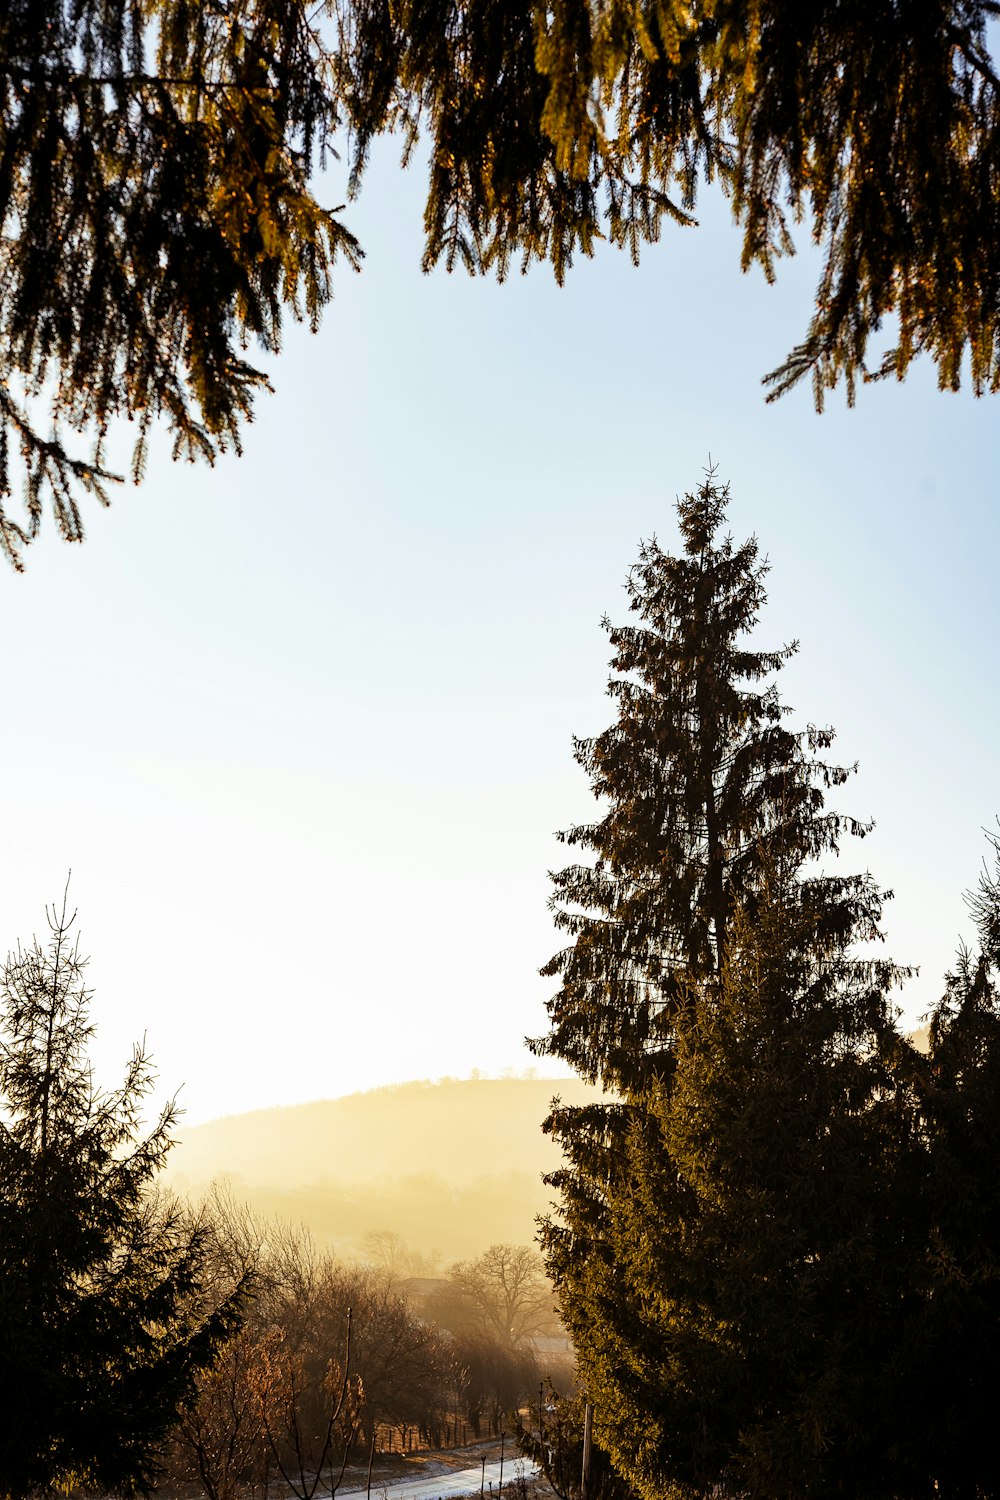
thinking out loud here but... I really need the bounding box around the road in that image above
[341,1458,538,1500]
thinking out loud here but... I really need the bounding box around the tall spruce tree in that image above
[533,473,909,1500]
[0,893,249,1499]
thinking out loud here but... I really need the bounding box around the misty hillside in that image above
[166,1076,601,1262]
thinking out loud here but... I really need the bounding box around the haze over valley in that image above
[166,1075,601,1262]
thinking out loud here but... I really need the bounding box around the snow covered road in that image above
[340,1458,538,1500]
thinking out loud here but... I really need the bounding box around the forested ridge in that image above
[167,1077,602,1263]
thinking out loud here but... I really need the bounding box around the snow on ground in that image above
[340,1459,538,1500]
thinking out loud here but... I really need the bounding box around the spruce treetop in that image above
[536,471,874,1096]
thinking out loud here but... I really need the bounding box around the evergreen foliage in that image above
[532,473,910,1500]
[339,0,1000,405]
[534,470,883,1092]
[0,0,359,568]
[0,892,248,1500]
[894,832,1000,1500]
[3,2,999,563]
[585,886,913,1500]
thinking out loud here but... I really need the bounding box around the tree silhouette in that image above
[533,473,910,1499]
[0,890,248,1499]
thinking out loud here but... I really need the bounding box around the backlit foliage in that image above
[3,2,998,562]
[338,0,1000,403]
[0,0,359,566]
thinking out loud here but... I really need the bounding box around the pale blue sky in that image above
[1,138,997,1126]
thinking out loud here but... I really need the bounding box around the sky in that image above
[1,134,997,1129]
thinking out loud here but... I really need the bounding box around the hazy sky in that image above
[1,137,997,1127]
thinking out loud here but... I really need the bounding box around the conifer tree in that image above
[0,892,248,1499]
[893,832,1000,1500]
[587,879,911,1500]
[533,473,908,1500]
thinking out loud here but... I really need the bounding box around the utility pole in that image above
[366,1429,376,1500]
[581,1403,593,1500]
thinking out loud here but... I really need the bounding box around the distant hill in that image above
[165,1076,601,1263]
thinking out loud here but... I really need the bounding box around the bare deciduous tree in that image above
[444,1245,555,1347]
